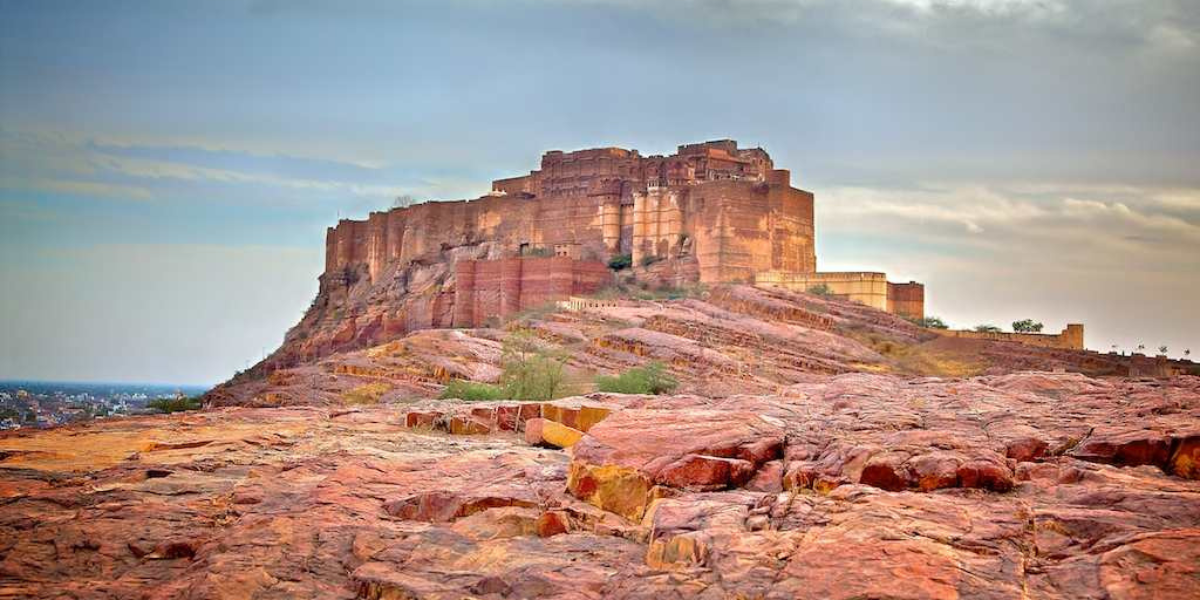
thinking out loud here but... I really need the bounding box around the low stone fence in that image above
[934,324,1084,351]
[555,296,621,312]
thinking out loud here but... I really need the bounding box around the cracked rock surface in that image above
[2,371,1198,599]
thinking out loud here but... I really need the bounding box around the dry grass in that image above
[341,382,392,406]
[851,331,985,378]
[892,345,985,378]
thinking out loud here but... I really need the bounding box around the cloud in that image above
[814,180,1200,356]
[0,128,493,211]
[881,0,1067,16]
[819,184,1050,235]
[1,0,1197,381]
[818,181,1200,273]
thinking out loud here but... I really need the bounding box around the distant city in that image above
[0,381,210,430]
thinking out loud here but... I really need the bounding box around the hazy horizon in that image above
[2,0,1198,384]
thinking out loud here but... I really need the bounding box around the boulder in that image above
[568,409,784,519]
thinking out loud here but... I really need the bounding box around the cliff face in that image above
[241,140,819,378]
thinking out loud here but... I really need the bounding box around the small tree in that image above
[595,362,679,395]
[974,324,1002,333]
[393,194,419,209]
[916,316,949,329]
[1158,345,1168,356]
[607,254,632,271]
[440,380,506,401]
[1012,319,1044,333]
[500,329,571,401]
[807,283,833,296]
[147,396,202,413]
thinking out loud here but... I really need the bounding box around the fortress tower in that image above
[318,139,922,337]
[326,140,817,286]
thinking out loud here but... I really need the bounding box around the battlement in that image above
[934,324,1085,351]
[490,139,777,198]
[324,140,854,322]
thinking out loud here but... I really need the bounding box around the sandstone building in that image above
[326,140,817,286]
[323,139,923,323]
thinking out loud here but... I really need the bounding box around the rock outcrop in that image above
[208,284,1144,407]
[3,371,1199,599]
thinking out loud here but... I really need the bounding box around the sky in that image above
[1,0,1197,385]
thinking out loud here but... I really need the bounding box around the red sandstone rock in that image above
[520,416,544,443]
[568,408,784,519]
[448,415,491,435]
[405,410,441,428]
[3,363,1200,599]
[1072,428,1174,468]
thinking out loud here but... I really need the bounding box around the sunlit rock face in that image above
[207,283,1142,408]
[2,370,1199,599]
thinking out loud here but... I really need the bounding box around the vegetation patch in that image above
[607,254,633,271]
[1012,319,1044,333]
[342,382,392,406]
[440,380,507,402]
[147,396,202,413]
[500,329,574,401]
[438,330,577,402]
[595,362,678,395]
[849,331,983,378]
[906,315,948,329]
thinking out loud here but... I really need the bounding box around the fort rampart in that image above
[453,257,612,327]
[934,324,1085,351]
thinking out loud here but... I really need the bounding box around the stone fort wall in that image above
[453,257,612,327]
[887,282,925,320]
[755,272,925,320]
[934,324,1085,351]
[323,140,816,288]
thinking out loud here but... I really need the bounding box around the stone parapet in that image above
[934,324,1085,351]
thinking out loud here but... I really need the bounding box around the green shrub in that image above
[435,331,575,402]
[909,315,949,329]
[974,324,1003,333]
[595,362,678,395]
[147,396,202,413]
[500,329,573,401]
[440,380,507,402]
[607,254,633,270]
[1012,319,1044,333]
[807,283,833,296]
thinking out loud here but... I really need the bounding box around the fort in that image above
[934,323,1086,351]
[321,139,925,332]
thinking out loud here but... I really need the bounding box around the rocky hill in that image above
[207,284,1132,408]
[3,283,1198,599]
